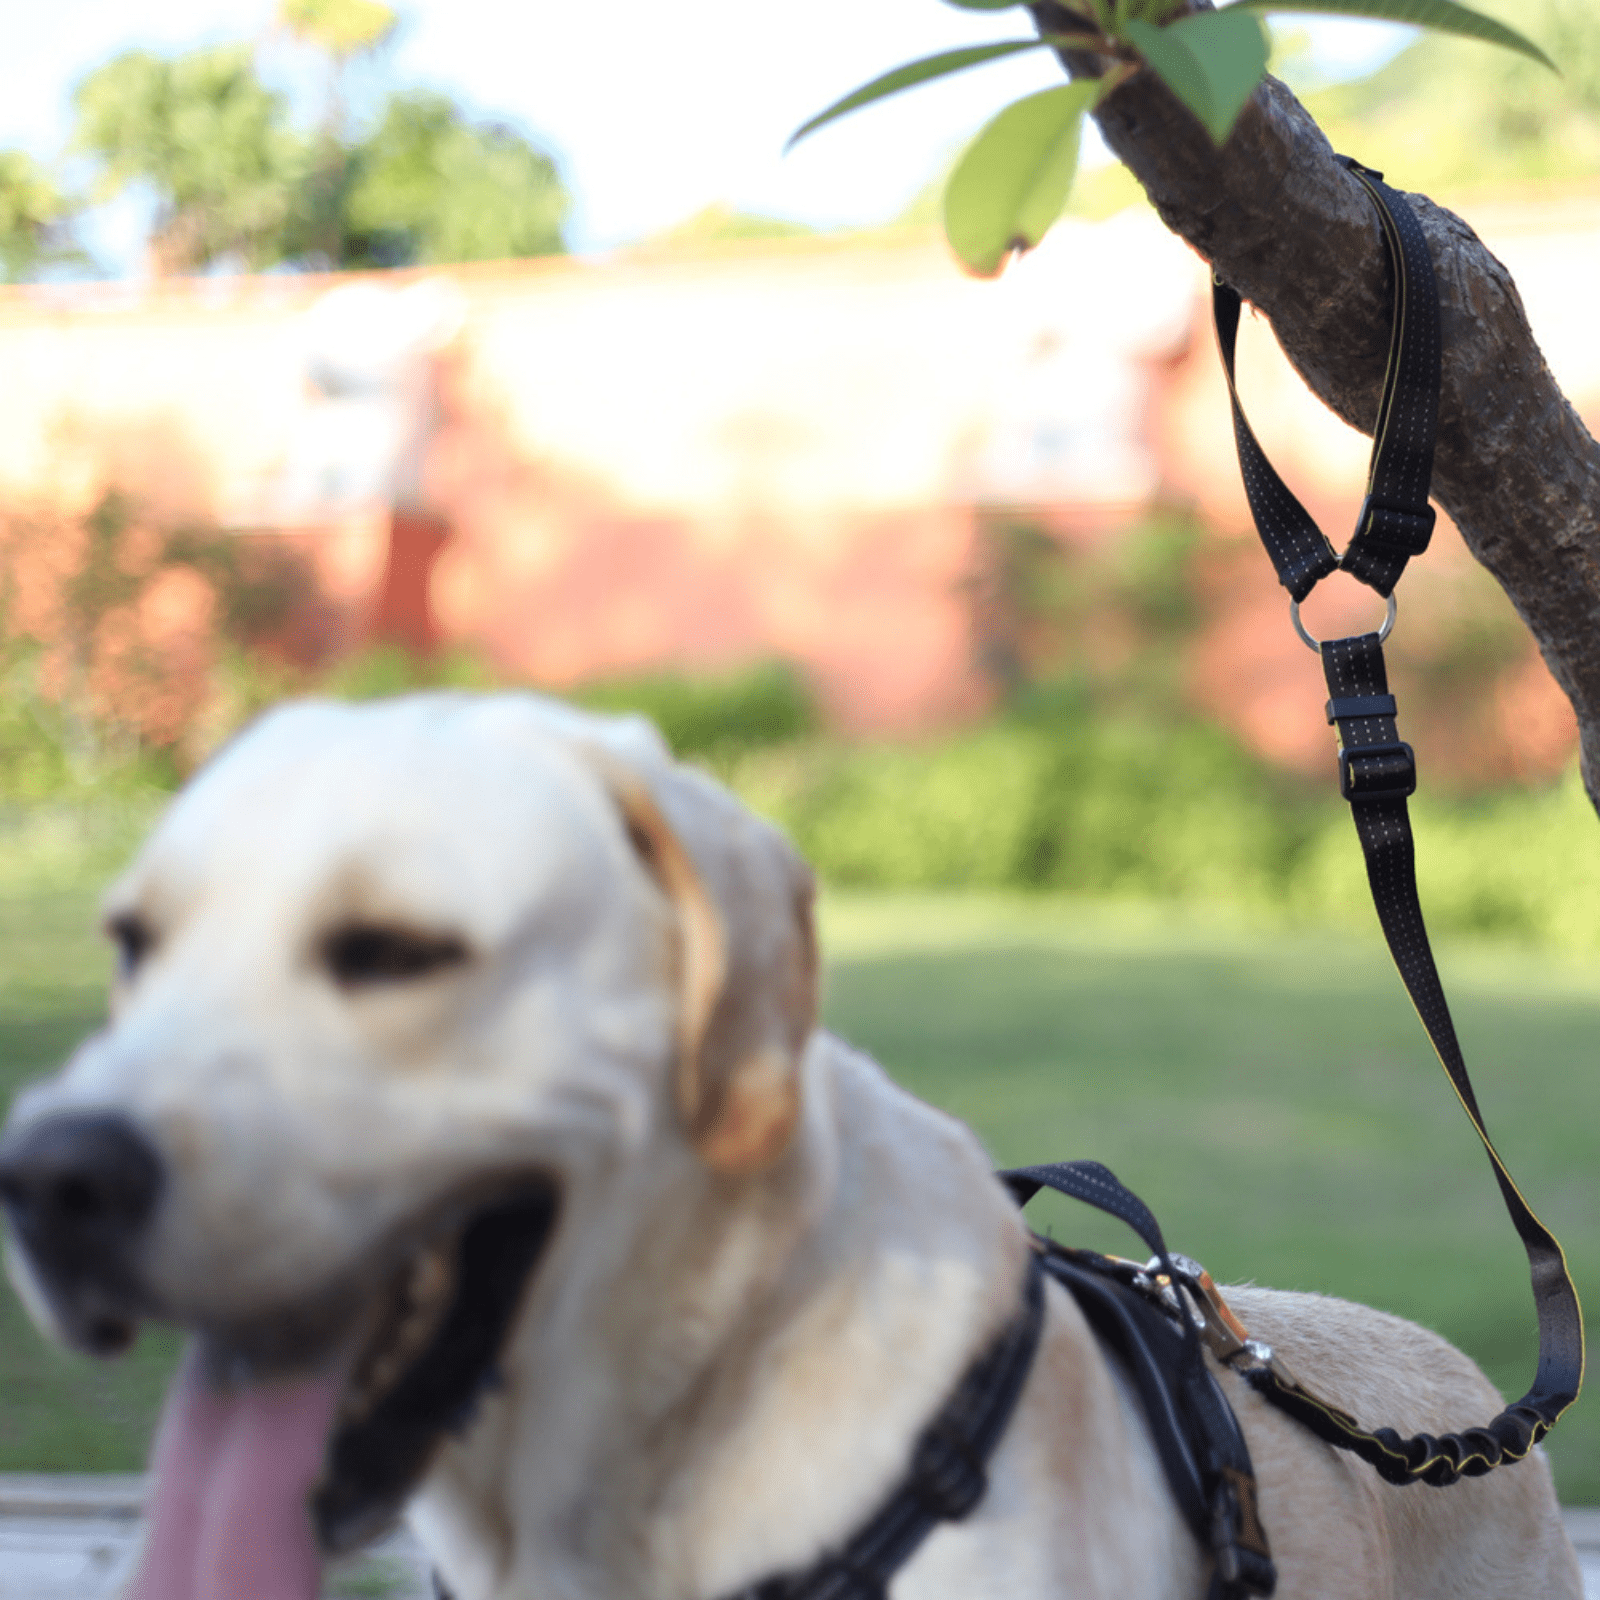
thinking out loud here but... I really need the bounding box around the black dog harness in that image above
[720,1158,1276,1600]
[723,1249,1048,1600]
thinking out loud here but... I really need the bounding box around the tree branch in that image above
[1037,3,1600,806]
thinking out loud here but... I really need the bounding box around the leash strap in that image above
[724,1252,1045,1600]
[1213,164,1583,1485]
[1212,160,1438,602]
[1004,1163,1275,1599]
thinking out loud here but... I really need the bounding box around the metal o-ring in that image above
[1289,591,1397,655]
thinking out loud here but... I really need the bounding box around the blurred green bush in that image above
[3,632,1599,957]
[731,702,1323,902]
[726,695,1600,955]
[573,661,816,760]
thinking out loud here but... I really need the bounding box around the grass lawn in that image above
[2,887,1598,1503]
[819,893,1600,1503]
[0,890,184,1470]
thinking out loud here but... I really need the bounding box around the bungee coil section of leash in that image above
[1211,157,1583,1486]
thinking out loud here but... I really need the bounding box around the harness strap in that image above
[723,1253,1045,1600]
[1212,165,1584,1485]
[1004,1162,1275,1599]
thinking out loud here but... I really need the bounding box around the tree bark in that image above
[1035,3,1600,807]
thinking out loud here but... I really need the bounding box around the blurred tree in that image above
[278,0,397,60]
[1307,0,1600,188]
[68,32,567,275]
[276,0,398,266]
[72,47,308,275]
[342,91,568,266]
[0,152,80,281]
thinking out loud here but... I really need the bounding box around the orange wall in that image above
[0,200,1595,761]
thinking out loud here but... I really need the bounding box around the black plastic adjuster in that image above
[1340,741,1416,802]
[1325,694,1397,724]
[1357,497,1436,558]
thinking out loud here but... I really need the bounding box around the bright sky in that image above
[0,1,1413,263]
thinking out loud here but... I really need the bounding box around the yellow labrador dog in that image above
[0,693,1580,1600]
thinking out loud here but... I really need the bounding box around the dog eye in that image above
[106,913,155,980]
[321,924,469,988]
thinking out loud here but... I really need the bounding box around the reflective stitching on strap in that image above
[1212,159,1584,1489]
[1303,631,1585,1484]
[1212,161,1438,604]
[1211,282,1338,602]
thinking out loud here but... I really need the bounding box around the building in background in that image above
[0,200,1593,775]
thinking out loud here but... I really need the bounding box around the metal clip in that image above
[1156,1253,1253,1362]
[1223,1335,1307,1394]
[1289,589,1396,655]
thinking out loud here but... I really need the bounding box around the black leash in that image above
[717,1163,1274,1600]
[1211,158,1584,1485]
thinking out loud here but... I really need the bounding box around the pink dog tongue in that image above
[129,1346,344,1600]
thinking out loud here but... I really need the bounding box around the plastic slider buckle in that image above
[1210,1473,1274,1590]
[1340,741,1416,802]
[1357,497,1436,558]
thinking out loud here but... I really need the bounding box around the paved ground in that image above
[0,1475,432,1599]
[1570,1510,1600,1600]
[0,1475,1596,1597]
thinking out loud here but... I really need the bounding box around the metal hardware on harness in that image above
[1211,157,1585,1489]
[1139,1253,1316,1404]
[1004,1161,1276,1599]
[1217,1336,1309,1399]
[1288,590,1395,654]
[1162,1254,1253,1362]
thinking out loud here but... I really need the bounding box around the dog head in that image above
[0,691,817,1571]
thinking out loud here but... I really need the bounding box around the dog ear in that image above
[600,763,818,1176]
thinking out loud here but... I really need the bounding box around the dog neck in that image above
[409,1029,1033,1599]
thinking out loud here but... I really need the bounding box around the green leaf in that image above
[942,81,1100,277]
[1233,0,1555,72]
[1123,9,1269,143]
[788,37,1101,150]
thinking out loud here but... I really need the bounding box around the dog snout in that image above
[0,1111,163,1352]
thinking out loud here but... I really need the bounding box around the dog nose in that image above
[0,1112,163,1314]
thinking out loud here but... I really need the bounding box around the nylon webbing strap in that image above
[722,1253,1046,1600]
[1213,163,1584,1486]
[1212,283,1338,601]
[1338,165,1440,597]
[1004,1159,1171,1260]
[1002,1162,1275,1599]
[1251,632,1585,1485]
[1213,159,1437,602]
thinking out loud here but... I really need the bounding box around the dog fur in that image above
[2,692,1582,1599]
